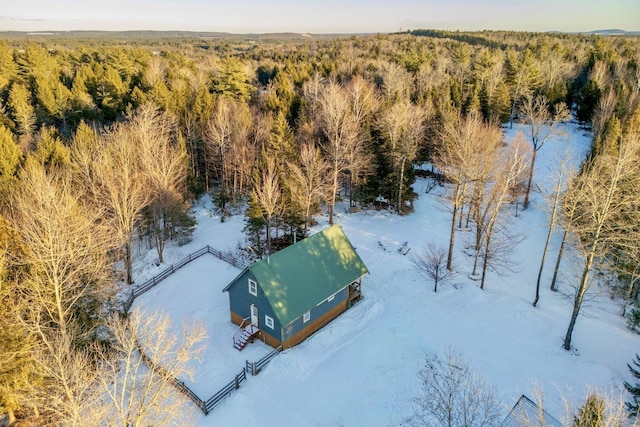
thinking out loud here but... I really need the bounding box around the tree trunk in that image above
[125,240,133,285]
[266,217,272,256]
[533,175,562,306]
[628,265,640,300]
[397,157,406,214]
[550,228,568,292]
[509,100,515,129]
[472,244,481,276]
[480,234,491,290]
[524,148,537,209]
[329,163,339,225]
[564,244,597,350]
[447,184,461,271]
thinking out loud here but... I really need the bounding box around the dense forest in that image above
[1,30,639,425]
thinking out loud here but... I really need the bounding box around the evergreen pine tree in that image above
[624,354,640,417]
[574,392,605,427]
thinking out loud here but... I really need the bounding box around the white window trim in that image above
[248,279,257,296]
[265,315,274,329]
[303,310,311,323]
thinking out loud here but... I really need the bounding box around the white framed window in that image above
[303,310,311,323]
[248,279,257,296]
[328,293,335,302]
[265,315,274,329]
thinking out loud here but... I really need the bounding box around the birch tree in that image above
[436,114,502,271]
[252,155,282,256]
[345,76,378,206]
[287,142,328,234]
[318,81,359,224]
[473,136,529,290]
[533,152,573,307]
[562,108,640,351]
[377,100,426,214]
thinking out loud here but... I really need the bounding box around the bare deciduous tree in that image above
[533,151,573,307]
[96,308,206,427]
[562,108,640,351]
[519,94,570,209]
[345,76,377,206]
[10,159,116,336]
[411,348,501,427]
[412,243,454,292]
[472,135,529,290]
[318,81,360,224]
[137,105,188,263]
[92,119,152,285]
[377,100,426,214]
[252,155,282,256]
[205,97,233,193]
[30,329,104,426]
[435,114,502,271]
[287,142,328,234]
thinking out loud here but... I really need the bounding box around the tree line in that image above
[0,30,639,424]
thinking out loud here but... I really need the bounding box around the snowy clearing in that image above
[129,121,640,426]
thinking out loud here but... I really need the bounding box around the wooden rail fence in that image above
[122,245,246,312]
[121,245,280,416]
[246,346,282,376]
[203,368,247,413]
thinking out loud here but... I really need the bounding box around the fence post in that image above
[235,373,240,389]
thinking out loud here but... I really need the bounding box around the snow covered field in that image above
[130,121,640,426]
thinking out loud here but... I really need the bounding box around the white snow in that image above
[128,120,640,426]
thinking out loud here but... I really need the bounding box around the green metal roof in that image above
[226,224,369,326]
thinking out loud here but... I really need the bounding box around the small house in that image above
[223,224,369,350]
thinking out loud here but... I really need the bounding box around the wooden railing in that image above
[232,317,250,348]
[203,368,247,413]
[246,346,282,376]
[122,245,246,312]
[120,245,281,416]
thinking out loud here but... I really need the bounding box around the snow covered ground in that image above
[129,121,640,426]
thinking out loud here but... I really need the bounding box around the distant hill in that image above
[0,30,361,41]
[584,29,640,36]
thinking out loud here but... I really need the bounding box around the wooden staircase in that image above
[233,324,260,351]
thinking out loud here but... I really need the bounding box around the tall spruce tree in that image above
[624,354,640,417]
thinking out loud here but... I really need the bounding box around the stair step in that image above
[234,324,260,351]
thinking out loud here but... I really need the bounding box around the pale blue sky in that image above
[1,0,638,33]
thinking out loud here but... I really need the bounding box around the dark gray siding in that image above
[227,270,281,338]
[282,286,348,341]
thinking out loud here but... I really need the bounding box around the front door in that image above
[250,304,259,327]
